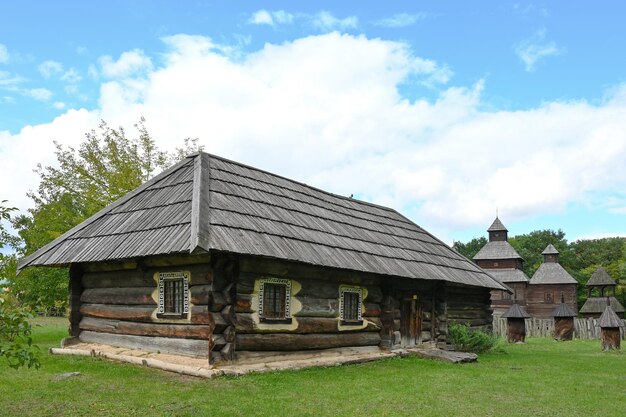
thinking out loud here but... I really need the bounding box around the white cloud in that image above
[0,43,8,64]
[60,68,82,83]
[374,13,428,28]
[2,33,626,243]
[249,9,294,26]
[311,11,358,31]
[38,60,64,78]
[53,101,66,109]
[23,87,52,101]
[515,28,564,71]
[99,49,153,78]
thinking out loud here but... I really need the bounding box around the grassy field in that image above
[0,317,624,417]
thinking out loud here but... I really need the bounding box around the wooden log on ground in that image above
[236,332,381,351]
[79,331,209,357]
[235,314,381,334]
[294,297,338,318]
[79,317,211,339]
[81,304,155,322]
[81,287,156,305]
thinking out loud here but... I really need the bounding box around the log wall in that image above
[446,284,493,346]
[525,284,577,318]
[78,261,213,358]
[234,256,382,354]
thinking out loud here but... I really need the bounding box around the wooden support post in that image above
[69,264,83,337]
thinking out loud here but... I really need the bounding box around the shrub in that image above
[448,323,499,353]
[0,294,40,369]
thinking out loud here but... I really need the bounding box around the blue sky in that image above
[1,1,626,245]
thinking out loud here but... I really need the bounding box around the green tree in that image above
[509,229,574,278]
[11,119,203,312]
[453,236,488,260]
[0,202,40,369]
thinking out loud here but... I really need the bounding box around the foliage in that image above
[448,322,499,353]
[1,319,624,417]
[452,236,487,260]
[508,229,573,278]
[0,294,40,369]
[9,119,204,312]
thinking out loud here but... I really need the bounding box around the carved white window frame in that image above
[157,271,190,317]
[258,278,292,321]
[339,286,363,323]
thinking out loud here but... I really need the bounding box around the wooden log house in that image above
[18,152,506,365]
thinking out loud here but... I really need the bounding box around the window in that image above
[259,278,292,323]
[339,286,363,324]
[545,291,553,303]
[157,271,190,318]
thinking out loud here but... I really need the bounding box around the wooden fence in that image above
[493,317,626,340]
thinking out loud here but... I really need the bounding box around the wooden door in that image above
[401,294,422,347]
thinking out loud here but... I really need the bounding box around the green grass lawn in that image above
[1,317,625,417]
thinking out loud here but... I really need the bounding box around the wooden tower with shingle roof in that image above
[580,266,625,319]
[473,217,529,316]
[527,244,578,318]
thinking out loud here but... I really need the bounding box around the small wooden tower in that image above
[551,293,576,341]
[598,300,623,351]
[501,303,531,343]
[580,266,625,318]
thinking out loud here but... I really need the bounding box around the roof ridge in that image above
[190,152,211,253]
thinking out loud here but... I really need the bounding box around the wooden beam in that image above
[236,332,381,351]
[79,331,209,357]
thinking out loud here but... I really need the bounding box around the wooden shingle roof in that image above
[580,297,625,314]
[586,266,616,287]
[502,303,531,319]
[487,217,507,232]
[529,263,577,285]
[483,268,529,283]
[18,152,506,290]
[473,241,523,261]
[598,304,624,328]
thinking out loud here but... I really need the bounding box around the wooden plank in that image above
[81,287,156,305]
[79,317,211,339]
[236,332,381,351]
[190,152,211,252]
[79,330,209,357]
